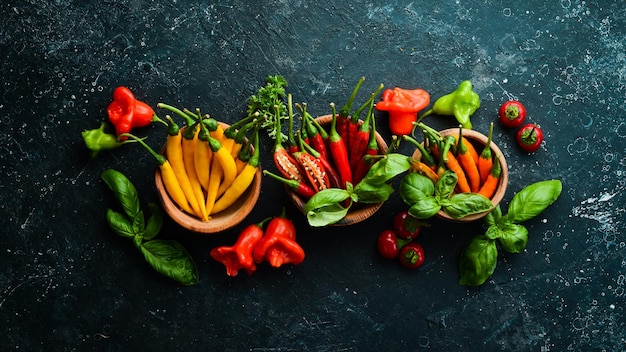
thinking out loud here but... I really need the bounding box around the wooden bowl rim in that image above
[285,114,388,226]
[411,128,509,222]
[155,122,262,233]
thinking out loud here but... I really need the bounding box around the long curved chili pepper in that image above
[209,133,238,198]
[272,111,305,183]
[329,102,353,188]
[293,131,330,193]
[455,126,481,192]
[300,103,328,161]
[210,217,271,277]
[194,114,214,193]
[181,122,209,220]
[211,127,261,215]
[120,133,194,215]
[348,98,375,172]
[478,122,494,184]
[236,135,252,175]
[164,116,202,218]
[300,138,341,189]
[285,94,300,155]
[478,155,501,199]
[338,76,365,146]
[263,170,316,199]
[352,105,381,184]
[347,83,384,159]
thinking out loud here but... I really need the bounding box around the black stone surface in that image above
[2,1,625,351]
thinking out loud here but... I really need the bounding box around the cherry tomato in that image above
[499,100,526,128]
[392,211,422,240]
[377,230,400,259]
[516,123,543,152]
[398,242,425,269]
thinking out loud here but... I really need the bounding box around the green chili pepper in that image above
[82,122,135,157]
[420,80,480,130]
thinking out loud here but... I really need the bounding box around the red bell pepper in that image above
[106,86,155,140]
[375,87,430,136]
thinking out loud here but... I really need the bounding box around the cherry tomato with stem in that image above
[399,242,425,269]
[499,100,527,128]
[392,211,424,241]
[516,123,543,152]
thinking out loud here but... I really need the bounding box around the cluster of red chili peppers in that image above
[376,211,426,269]
[210,208,305,276]
[265,78,386,199]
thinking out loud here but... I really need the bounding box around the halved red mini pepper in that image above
[375,87,430,136]
[106,86,155,139]
[253,209,305,267]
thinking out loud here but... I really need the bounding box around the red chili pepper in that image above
[106,86,155,140]
[253,209,305,267]
[347,83,384,159]
[286,94,300,155]
[210,217,271,276]
[349,98,375,172]
[272,114,305,183]
[337,77,366,146]
[375,87,430,136]
[292,132,331,193]
[328,103,353,188]
[300,137,342,189]
[352,109,380,184]
[263,170,316,199]
[377,230,401,259]
[398,242,425,269]
[499,100,527,128]
[301,105,329,161]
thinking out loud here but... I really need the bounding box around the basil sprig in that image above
[399,170,494,219]
[101,169,199,286]
[459,180,562,286]
[303,153,411,227]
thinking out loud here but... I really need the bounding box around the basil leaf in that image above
[143,203,163,241]
[140,240,199,286]
[105,209,136,238]
[459,235,498,286]
[443,193,493,219]
[361,153,411,185]
[303,188,350,213]
[484,205,502,227]
[434,170,457,202]
[399,172,435,206]
[132,210,145,235]
[306,203,350,227]
[408,196,441,219]
[505,180,562,223]
[498,223,529,253]
[354,182,394,204]
[101,169,141,220]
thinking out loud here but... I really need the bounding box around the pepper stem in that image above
[118,133,166,165]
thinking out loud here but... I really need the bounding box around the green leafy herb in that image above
[459,180,562,286]
[399,170,493,219]
[248,75,289,140]
[101,169,199,286]
[303,153,411,227]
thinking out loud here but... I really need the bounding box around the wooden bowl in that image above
[411,128,508,222]
[155,123,262,233]
[285,114,388,226]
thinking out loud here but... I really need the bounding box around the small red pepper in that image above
[392,211,423,241]
[329,103,353,188]
[210,217,271,276]
[106,86,155,140]
[399,242,425,269]
[253,209,305,267]
[375,87,430,136]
